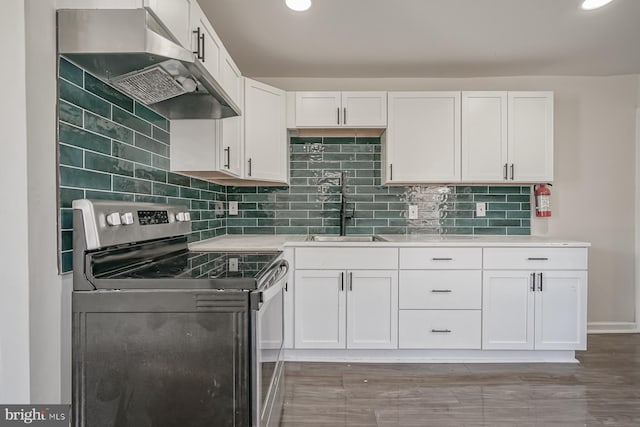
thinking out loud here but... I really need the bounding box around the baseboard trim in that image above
[284,349,578,364]
[587,322,639,334]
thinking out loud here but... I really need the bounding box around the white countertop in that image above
[189,234,590,252]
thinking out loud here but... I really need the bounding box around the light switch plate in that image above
[229,201,238,216]
[476,202,486,217]
[408,205,419,220]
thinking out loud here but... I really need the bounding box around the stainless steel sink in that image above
[307,235,387,242]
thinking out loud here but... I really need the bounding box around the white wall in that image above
[26,0,65,403]
[261,75,639,325]
[0,0,31,403]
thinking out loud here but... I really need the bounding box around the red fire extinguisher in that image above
[535,184,551,217]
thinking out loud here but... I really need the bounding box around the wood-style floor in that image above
[280,334,640,426]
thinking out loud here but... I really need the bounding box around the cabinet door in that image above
[508,92,554,182]
[482,270,535,350]
[190,2,221,80]
[534,271,587,350]
[346,270,398,349]
[244,79,288,183]
[294,270,346,349]
[283,248,295,349]
[461,92,508,182]
[295,92,342,127]
[144,0,192,48]
[386,92,461,183]
[218,79,243,177]
[341,92,387,127]
[220,50,243,109]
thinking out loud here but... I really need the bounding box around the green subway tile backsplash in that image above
[228,137,532,236]
[57,57,226,273]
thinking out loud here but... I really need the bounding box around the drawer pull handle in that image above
[431,289,452,293]
[431,329,452,333]
[432,257,453,261]
[527,257,549,261]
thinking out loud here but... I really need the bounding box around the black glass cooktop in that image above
[99,251,281,281]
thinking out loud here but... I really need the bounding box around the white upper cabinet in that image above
[508,92,554,182]
[384,92,461,183]
[295,92,341,127]
[295,92,387,128]
[144,0,192,48]
[220,49,243,109]
[461,92,508,182]
[244,78,288,183]
[189,1,222,80]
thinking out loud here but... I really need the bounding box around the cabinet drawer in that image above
[399,271,481,309]
[399,248,481,269]
[295,247,398,270]
[483,248,587,270]
[399,310,481,349]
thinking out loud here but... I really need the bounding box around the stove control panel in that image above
[73,200,192,250]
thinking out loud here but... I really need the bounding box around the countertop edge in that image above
[188,235,591,252]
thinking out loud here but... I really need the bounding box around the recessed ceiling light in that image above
[286,0,312,12]
[581,0,614,10]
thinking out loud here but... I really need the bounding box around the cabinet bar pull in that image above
[431,329,452,333]
[510,163,515,180]
[504,163,508,180]
[192,27,204,60]
[285,281,288,292]
[432,257,453,261]
[349,272,353,291]
[337,107,340,125]
[224,147,230,169]
[530,272,536,292]
[201,31,205,62]
[431,289,452,293]
[343,107,347,125]
[538,272,543,292]
[527,257,549,261]
[340,272,344,291]
[247,158,252,176]
[390,164,393,181]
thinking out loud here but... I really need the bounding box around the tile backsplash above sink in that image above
[227,137,531,236]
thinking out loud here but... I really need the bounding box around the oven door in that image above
[251,259,288,427]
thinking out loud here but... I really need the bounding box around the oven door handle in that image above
[253,260,289,310]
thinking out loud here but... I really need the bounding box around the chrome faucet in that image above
[339,171,354,236]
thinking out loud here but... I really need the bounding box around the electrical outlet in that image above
[229,201,238,216]
[229,258,239,272]
[408,205,419,220]
[214,201,224,215]
[476,202,486,217]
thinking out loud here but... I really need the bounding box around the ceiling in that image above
[200,0,640,78]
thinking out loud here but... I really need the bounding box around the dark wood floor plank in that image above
[280,334,640,426]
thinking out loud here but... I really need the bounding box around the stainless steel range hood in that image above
[57,9,241,119]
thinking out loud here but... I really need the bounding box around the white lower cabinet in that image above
[288,244,588,361]
[294,270,345,349]
[399,310,481,349]
[293,269,398,349]
[482,270,587,350]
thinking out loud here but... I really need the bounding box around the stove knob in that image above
[106,212,121,226]
[121,212,134,225]
[176,212,191,222]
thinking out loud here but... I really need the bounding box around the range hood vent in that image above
[57,9,241,120]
